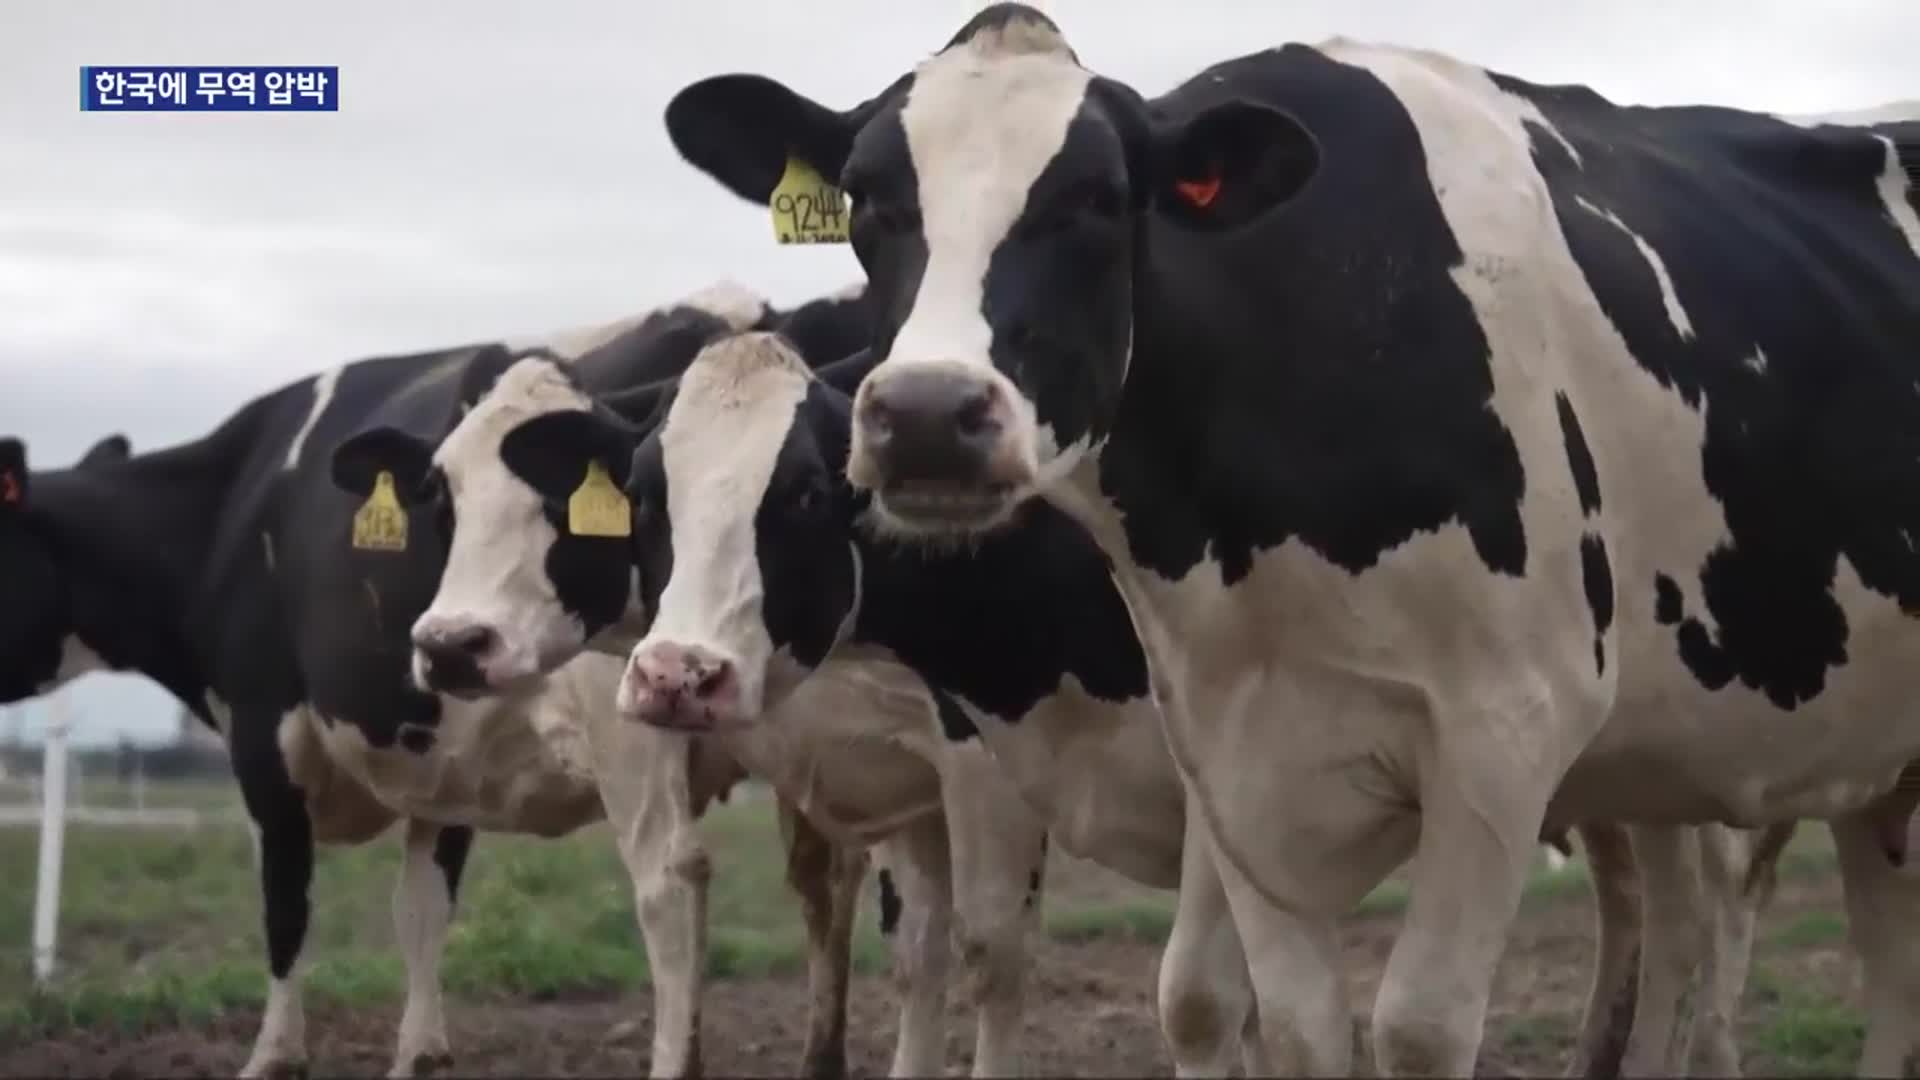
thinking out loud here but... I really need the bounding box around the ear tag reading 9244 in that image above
[568,460,631,539]
[351,470,408,552]
[770,157,850,245]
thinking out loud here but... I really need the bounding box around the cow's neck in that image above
[33,432,241,713]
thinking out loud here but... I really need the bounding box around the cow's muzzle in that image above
[849,363,1034,533]
[618,639,742,731]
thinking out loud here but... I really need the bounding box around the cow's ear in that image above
[665,74,863,205]
[77,434,131,469]
[1150,100,1320,233]
[500,410,643,502]
[0,437,28,513]
[331,427,434,503]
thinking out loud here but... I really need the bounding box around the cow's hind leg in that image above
[1158,805,1256,1077]
[777,798,868,1079]
[1567,822,1640,1079]
[231,717,317,1080]
[1686,823,1788,1077]
[389,820,472,1077]
[1830,809,1920,1077]
[1618,825,1712,1076]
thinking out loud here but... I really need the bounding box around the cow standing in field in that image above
[0,281,871,1078]
[330,340,1056,1079]
[461,327,1791,1076]
[659,5,1920,1075]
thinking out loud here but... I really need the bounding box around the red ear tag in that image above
[1174,175,1222,209]
[1,471,19,505]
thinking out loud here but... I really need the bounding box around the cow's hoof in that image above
[393,1051,454,1077]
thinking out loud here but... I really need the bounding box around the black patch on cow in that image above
[1496,77,1920,709]
[1581,534,1614,675]
[397,722,437,754]
[756,382,857,675]
[434,825,475,903]
[1557,392,1602,515]
[876,867,902,935]
[855,496,1151,722]
[1654,573,1683,626]
[929,687,979,741]
[1094,46,1529,587]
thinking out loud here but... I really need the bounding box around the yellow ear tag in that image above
[770,157,850,245]
[568,460,631,539]
[351,470,409,552]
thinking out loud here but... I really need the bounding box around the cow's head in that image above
[665,2,1320,538]
[0,434,133,702]
[331,354,663,698]
[510,333,867,731]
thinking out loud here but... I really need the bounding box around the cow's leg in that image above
[1207,842,1351,1076]
[1830,810,1920,1077]
[232,719,316,1080]
[1618,825,1711,1076]
[940,747,1046,1077]
[1158,803,1255,1077]
[1684,823,1780,1078]
[1370,731,1554,1077]
[593,725,710,1079]
[1566,821,1640,1080]
[389,820,472,1077]
[776,798,868,1079]
[881,814,954,1077]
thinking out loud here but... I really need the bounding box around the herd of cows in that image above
[4,4,1919,1076]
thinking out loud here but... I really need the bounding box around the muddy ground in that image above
[1,868,1861,1078]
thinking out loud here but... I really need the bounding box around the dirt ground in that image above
[0,866,1862,1079]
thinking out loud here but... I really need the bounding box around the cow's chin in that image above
[868,485,1024,542]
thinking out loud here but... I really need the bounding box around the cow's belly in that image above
[1556,558,1920,827]
[723,660,944,846]
[291,700,606,837]
[971,691,1186,889]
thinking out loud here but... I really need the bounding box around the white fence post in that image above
[32,695,71,986]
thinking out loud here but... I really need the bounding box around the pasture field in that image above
[0,777,1875,1076]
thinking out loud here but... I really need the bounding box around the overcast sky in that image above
[2,0,1914,746]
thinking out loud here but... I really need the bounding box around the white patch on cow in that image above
[283,365,342,471]
[1575,195,1697,341]
[1743,348,1768,375]
[421,357,597,689]
[638,334,817,717]
[1868,134,1920,261]
[878,22,1092,480]
[828,280,868,303]
[35,635,106,693]
[240,972,307,1077]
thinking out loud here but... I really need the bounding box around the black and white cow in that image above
[500,329,1793,1076]
[330,337,1056,1079]
[0,281,868,1078]
[660,6,1920,1075]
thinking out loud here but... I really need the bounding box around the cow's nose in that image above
[619,640,739,729]
[414,624,498,694]
[858,366,1008,489]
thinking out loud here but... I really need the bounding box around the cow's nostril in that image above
[953,387,997,439]
[447,625,495,658]
[693,660,732,699]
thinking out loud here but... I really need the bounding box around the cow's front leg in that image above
[880,815,954,1077]
[1567,821,1641,1079]
[389,820,472,1077]
[1370,724,1558,1077]
[1157,805,1256,1078]
[232,719,317,1080]
[777,798,867,1079]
